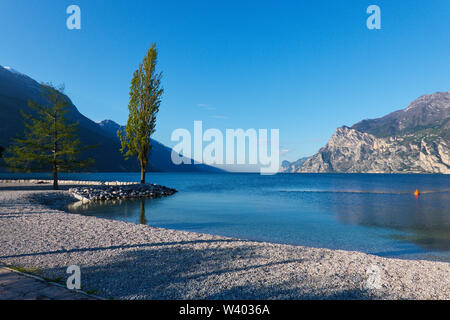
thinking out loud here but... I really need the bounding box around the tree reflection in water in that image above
[140,199,147,225]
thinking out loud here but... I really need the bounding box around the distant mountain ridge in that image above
[282,91,450,174]
[97,119,125,138]
[281,158,308,173]
[352,91,450,139]
[0,65,222,173]
[96,119,221,173]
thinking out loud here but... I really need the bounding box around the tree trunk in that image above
[53,110,58,190]
[139,200,146,225]
[53,162,58,190]
[140,163,146,184]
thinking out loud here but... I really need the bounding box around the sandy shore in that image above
[0,182,449,300]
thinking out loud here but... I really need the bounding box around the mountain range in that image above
[2,65,448,174]
[0,65,221,173]
[282,91,450,174]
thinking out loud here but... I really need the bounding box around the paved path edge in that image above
[0,263,104,300]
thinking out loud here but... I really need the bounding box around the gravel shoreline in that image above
[0,183,449,300]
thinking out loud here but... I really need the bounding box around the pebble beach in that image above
[0,182,449,300]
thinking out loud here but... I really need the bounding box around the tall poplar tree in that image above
[119,43,163,184]
[4,84,94,190]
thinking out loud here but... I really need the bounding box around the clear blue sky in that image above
[1,0,449,162]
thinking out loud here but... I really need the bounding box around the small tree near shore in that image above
[119,43,163,184]
[4,84,94,190]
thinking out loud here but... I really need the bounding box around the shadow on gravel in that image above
[18,242,383,300]
[0,239,242,259]
[202,282,382,300]
[0,184,77,191]
[0,215,24,219]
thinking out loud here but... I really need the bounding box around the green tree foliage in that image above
[119,43,164,184]
[4,84,94,190]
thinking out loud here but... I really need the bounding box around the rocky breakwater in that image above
[69,183,178,203]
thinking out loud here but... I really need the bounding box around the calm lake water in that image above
[2,172,450,261]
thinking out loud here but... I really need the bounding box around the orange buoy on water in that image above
[414,189,420,198]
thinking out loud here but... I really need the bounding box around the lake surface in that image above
[2,172,450,261]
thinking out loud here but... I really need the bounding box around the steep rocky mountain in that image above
[283,91,450,174]
[0,65,221,173]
